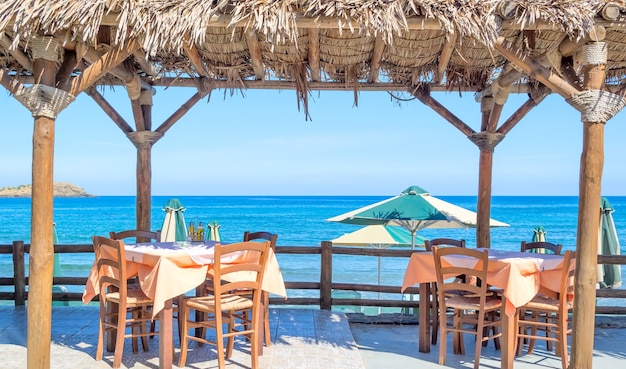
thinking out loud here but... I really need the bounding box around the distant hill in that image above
[0,182,95,198]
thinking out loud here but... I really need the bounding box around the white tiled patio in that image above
[1,305,624,369]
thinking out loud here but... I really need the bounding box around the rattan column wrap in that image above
[469,131,504,152]
[567,42,626,123]
[139,89,153,105]
[126,74,142,100]
[127,130,163,149]
[31,36,59,62]
[491,79,511,105]
[15,36,75,118]
[14,84,75,119]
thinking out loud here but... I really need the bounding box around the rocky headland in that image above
[0,182,95,198]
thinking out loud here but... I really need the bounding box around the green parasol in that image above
[161,198,187,241]
[598,197,622,288]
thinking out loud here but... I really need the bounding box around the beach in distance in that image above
[1,195,624,310]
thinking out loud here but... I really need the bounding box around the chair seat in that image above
[446,295,502,311]
[105,288,153,305]
[523,295,573,311]
[186,294,254,312]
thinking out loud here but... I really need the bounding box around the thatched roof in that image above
[1,1,625,115]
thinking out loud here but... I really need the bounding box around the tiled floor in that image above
[0,306,362,369]
[1,305,625,369]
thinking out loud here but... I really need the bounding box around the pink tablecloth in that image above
[401,249,565,316]
[83,241,287,317]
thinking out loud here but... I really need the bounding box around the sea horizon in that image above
[1,195,624,311]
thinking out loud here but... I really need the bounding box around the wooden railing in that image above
[1,241,626,314]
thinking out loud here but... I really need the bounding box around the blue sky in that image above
[1,86,626,196]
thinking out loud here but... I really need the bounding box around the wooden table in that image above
[401,249,565,369]
[84,241,286,369]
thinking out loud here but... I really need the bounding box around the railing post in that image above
[320,241,332,310]
[12,241,26,306]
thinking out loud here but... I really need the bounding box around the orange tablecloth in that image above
[401,248,567,369]
[401,248,565,316]
[82,241,287,317]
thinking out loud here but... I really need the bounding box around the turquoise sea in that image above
[1,196,624,310]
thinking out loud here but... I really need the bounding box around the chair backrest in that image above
[212,241,271,306]
[559,250,576,307]
[92,236,128,303]
[432,246,490,303]
[110,229,161,243]
[243,231,278,251]
[520,241,562,255]
[424,238,466,251]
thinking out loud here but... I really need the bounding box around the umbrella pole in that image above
[378,256,382,314]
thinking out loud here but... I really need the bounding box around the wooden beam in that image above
[436,33,457,84]
[494,36,580,99]
[559,26,606,57]
[368,36,385,83]
[16,73,537,93]
[410,87,476,137]
[155,92,205,134]
[131,99,146,131]
[97,12,595,31]
[85,87,134,134]
[245,30,265,80]
[55,49,78,89]
[497,92,549,136]
[69,40,139,96]
[0,68,26,95]
[132,49,159,76]
[0,34,33,71]
[182,39,210,77]
[308,28,321,82]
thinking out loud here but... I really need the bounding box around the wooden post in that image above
[571,41,607,369]
[320,241,332,310]
[136,146,152,232]
[28,50,57,369]
[12,241,25,306]
[137,90,153,232]
[476,97,496,248]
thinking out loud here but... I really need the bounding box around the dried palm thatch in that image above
[0,0,625,117]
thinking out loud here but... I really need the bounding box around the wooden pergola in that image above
[3,1,626,369]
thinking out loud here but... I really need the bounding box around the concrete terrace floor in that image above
[1,305,625,369]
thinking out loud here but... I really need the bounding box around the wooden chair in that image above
[243,231,278,347]
[519,240,563,352]
[433,246,503,369]
[515,250,576,369]
[424,238,466,345]
[203,231,278,347]
[109,229,161,243]
[178,240,271,369]
[92,236,158,369]
[109,229,162,336]
[520,241,562,255]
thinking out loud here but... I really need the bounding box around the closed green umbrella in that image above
[532,225,547,242]
[53,222,61,277]
[328,185,509,249]
[529,225,548,253]
[161,198,187,241]
[52,222,68,306]
[598,197,622,288]
[207,221,221,242]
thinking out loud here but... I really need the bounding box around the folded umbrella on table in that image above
[161,198,187,242]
